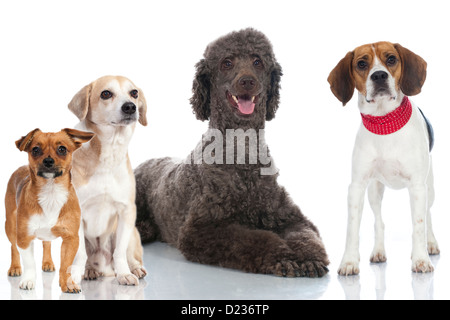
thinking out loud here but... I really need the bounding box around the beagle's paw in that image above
[117,273,139,286]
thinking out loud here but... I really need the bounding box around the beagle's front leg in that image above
[338,181,368,276]
[114,203,139,285]
[409,184,434,273]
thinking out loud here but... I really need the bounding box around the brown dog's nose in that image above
[371,71,388,84]
[238,76,256,91]
[43,157,54,168]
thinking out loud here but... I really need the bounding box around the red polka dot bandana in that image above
[361,96,412,135]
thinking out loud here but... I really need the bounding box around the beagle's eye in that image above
[31,146,42,157]
[100,90,113,100]
[357,60,368,70]
[253,59,263,68]
[130,89,139,99]
[221,59,233,70]
[57,146,67,156]
[386,55,397,66]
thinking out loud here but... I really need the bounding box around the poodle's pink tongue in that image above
[237,99,255,115]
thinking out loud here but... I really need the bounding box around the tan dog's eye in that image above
[130,90,138,99]
[101,90,113,100]
[386,55,397,66]
[57,146,67,156]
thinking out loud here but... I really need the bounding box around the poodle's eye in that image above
[221,59,233,70]
[253,59,263,68]
[101,90,113,100]
[130,89,138,99]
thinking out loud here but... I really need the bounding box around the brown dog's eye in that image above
[221,59,233,70]
[386,55,397,66]
[32,146,42,157]
[357,60,368,70]
[101,90,113,100]
[130,90,138,99]
[57,146,67,156]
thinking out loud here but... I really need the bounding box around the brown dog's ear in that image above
[190,59,211,121]
[137,88,148,126]
[62,128,95,150]
[266,61,283,121]
[16,128,41,152]
[68,84,92,121]
[394,43,427,96]
[328,51,355,106]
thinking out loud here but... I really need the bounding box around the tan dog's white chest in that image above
[28,180,68,241]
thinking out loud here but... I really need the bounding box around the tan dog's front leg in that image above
[42,241,55,272]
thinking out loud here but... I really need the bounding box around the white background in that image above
[1,0,450,300]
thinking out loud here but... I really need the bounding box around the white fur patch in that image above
[28,180,68,240]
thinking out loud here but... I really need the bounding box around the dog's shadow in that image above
[338,255,439,300]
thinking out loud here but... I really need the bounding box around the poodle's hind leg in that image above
[282,222,330,277]
[179,222,322,278]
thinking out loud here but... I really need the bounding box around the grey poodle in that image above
[134,28,329,277]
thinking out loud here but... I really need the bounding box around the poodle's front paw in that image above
[117,273,139,286]
[298,260,329,278]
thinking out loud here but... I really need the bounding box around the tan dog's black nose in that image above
[122,102,136,115]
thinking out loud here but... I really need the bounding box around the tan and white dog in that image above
[68,75,148,285]
[328,42,439,275]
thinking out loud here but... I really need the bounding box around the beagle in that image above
[5,128,93,292]
[328,42,439,275]
[68,75,148,285]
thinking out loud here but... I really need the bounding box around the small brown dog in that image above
[5,128,94,293]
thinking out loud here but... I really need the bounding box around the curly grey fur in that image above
[134,28,329,277]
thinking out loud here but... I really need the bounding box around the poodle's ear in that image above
[394,43,427,96]
[266,61,282,121]
[327,51,355,106]
[190,59,211,121]
[68,83,92,121]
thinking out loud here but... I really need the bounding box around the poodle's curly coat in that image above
[134,28,329,277]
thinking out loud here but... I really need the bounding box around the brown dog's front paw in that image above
[61,276,81,293]
[298,261,329,278]
[8,266,22,277]
[42,261,55,272]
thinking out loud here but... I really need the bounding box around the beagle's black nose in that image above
[121,102,136,115]
[371,71,388,84]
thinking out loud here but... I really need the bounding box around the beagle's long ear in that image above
[68,84,92,121]
[190,59,211,121]
[266,61,283,121]
[16,128,41,152]
[327,51,355,106]
[62,128,95,150]
[137,88,148,126]
[394,43,427,96]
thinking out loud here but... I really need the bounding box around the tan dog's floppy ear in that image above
[62,128,95,150]
[16,128,41,151]
[328,51,355,106]
[68,84,92,121]
[137,88,148,126]
[394,43,427,96]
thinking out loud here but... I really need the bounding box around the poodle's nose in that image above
[238,76,256,91]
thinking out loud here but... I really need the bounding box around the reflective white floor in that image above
[1,236,449,300]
